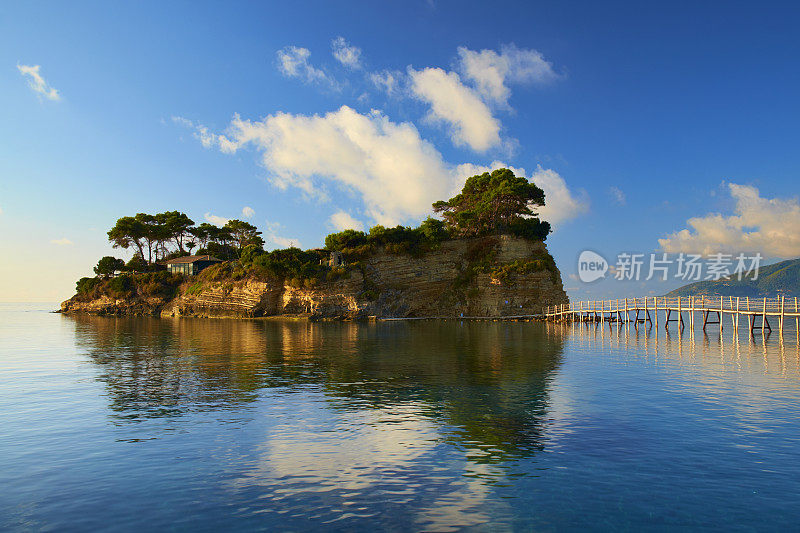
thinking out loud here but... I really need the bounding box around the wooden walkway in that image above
[545,296,800,340]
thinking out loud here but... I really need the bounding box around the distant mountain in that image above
[666,258,800,298]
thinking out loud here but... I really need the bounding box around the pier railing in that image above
[544,296,800,339]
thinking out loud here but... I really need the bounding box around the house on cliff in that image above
[165,255,221,276]
[319,251,345,268]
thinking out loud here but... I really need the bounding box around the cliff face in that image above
[61,236,569,319]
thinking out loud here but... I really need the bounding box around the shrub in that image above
[108,274,134,296]
[76,277,100,294]
[507,217,551,242]
[94,256,125,277]
[239,244,264,264]
[325,229,368,251]
[418,217,449,243]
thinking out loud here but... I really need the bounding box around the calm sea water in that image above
[2,303,800,531]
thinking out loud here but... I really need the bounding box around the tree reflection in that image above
[69,315,563,460]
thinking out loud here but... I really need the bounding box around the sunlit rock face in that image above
[63,236,568,319]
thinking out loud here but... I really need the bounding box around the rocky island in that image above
[60,169,569,319]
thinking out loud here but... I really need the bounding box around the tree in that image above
[190,223,217,250]
[133,213,160,263]
[108,216,147,259]
[125,253,148,272]
[158,211,195,253]
[325,229,368,251]
[94,256,125,278]
[224,219,264,250]
[417,217,449,242]
[433,168,549,239]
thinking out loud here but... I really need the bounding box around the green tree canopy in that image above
[158,211,195,252]
[324,229,369,251]
[433,168,550,239]
[94,256,125,278]
[107,216,147,259]
[224,219,264,250]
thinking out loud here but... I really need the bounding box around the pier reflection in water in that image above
[547,318,800,378]
[4,305,800,531]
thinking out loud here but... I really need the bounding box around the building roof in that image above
[165,254,222,264]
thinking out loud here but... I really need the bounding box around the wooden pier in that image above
[544,296,800,340]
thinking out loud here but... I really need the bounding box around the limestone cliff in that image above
[61,236,568,319]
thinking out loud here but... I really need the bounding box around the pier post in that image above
[654,297,659,330]
[780,295,785,338]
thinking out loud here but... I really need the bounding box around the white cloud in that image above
[204,213,229,226]
[331,37,362,69]
[276,46,338,89]
[172,116,238,153]
[369,70,402,95]
[457,44,559,106]
[329,210,364,232]
[17,64,61,101]
[408,67,501,152]
[531,166,590,226]
[242,206,255,218]
[609,186,626,205]
[659,183,800,258]
[196,105,456,226]
[51,237,73,246]
[452,161,589,228]
[183,108,587,229]
[263,220,300,249]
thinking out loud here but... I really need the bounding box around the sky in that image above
[2,0,799,302]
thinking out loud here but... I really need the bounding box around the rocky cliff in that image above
[61,235,568,319]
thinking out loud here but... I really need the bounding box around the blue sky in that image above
[2,1,799,301]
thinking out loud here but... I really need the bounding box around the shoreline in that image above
[57,309,547,322]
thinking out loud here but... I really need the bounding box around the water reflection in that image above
[8,310,800,530]
[545,319,800,378]
[70,316,565,463]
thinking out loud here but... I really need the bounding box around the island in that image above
[60,169,569,319]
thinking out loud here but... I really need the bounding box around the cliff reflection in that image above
[69,316,564,461]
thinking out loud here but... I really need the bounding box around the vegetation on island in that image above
[72,168,556,302]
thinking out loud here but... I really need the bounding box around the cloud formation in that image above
[178,107,588,229]
[457,45,559,106]
[609,186,626,205]
[17,64,60,101]
[408,67,501,152]
[263,220,300,249]
[331,37,362,69]
[204,212,229,226]
[51,237,73,246]
[276,46,338,88]
[659,183,800,258]
[241,206,255,218]
[369,70,401,95]
[329,210,364,231]
[192,105,456,225]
